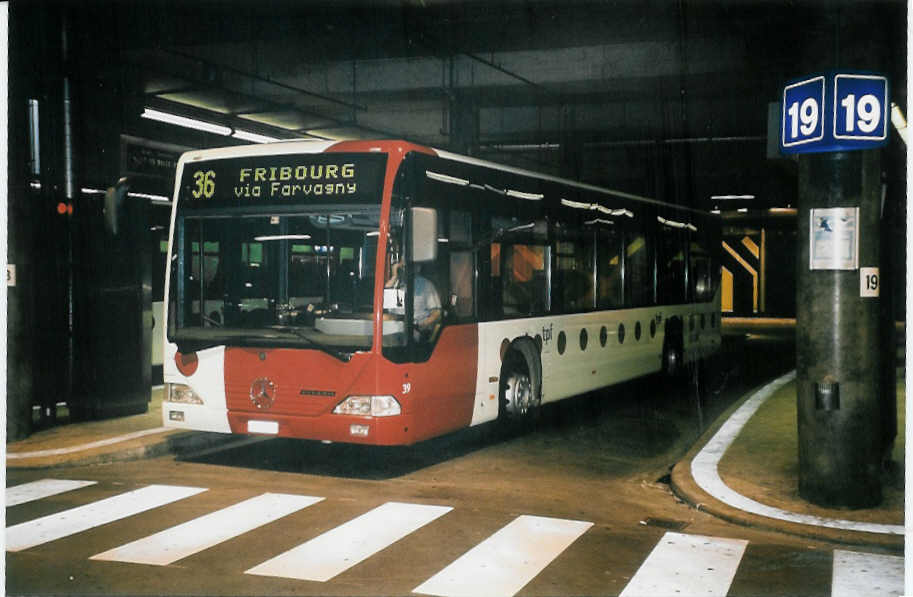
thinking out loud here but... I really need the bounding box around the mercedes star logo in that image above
[250,377,277,410]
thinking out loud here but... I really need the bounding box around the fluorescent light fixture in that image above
[561,198,633,218]
[81,187,170,202]
[427,171,469,186]
[232,129,280,143]
[254,234,312,242]
[365,231,380,237]
[142,107,231,136]
[711,195,755,200]
[891,103,908,146]
[508,222,536,232]
[657,216,698,232]
[128,191,170,202]
[506,189,544,201]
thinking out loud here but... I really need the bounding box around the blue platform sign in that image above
[780,72,888,154]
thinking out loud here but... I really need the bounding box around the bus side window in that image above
[450,252,474,317]
[689,231,713,302]
[449,210,475,319]
[596,228,623,309]
[658,226,687,304]
[489,243,502,317]
[625,232,651,307]
[502,244,548,315]
[555,236,594,312]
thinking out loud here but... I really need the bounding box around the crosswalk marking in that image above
[6,484,207,552]
[831,549,903,597]
[413,515,593,597]
[89,493,323,566]
[9,477,895,597]
[6,479,98,507]
[618,532,747,597]
[245,501,452,582]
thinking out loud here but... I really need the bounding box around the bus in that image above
[162,139,720,445]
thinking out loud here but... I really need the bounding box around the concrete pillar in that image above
[7,1,36,440]
[7,3,72,438]
[796,150,882,507]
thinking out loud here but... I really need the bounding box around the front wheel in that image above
[504,369,533,418]
[499,353,540,423]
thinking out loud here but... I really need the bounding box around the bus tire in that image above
[662,320,684,378]
[499,339,542,423]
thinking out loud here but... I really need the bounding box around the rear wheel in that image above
[662,340,683,378]
[661,319,684,378]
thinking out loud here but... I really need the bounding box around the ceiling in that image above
[29,0,913,209]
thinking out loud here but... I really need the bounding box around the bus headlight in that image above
[332,395,401,417]
[166,383,204,405]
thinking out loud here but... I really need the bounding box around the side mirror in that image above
[104,177,130,236]
[410,207,438,263]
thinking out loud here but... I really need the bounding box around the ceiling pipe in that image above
[460,51,558,98]
[410,33,557,99]
[482,135,765,151]
[161,47,367,112]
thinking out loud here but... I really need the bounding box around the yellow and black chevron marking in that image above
[721,234,763,314]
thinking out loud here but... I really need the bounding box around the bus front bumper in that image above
[226,411,418,446]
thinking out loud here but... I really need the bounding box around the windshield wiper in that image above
[173,334,263,354]
[200,313,223,327]
[271,326,351,361]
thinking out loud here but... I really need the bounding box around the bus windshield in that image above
[167,152,389,357]
[169,208,382,355]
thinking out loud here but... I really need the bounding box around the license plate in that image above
[247,420,279,434]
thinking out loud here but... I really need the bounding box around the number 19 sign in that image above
[781,72,888,154]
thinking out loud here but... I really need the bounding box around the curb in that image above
[7,430,239,470]
[669,376,903,553]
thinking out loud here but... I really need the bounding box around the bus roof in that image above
[175,139,712,216]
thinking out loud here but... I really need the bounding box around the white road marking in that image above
[246,501,452,582]
[690,370,902,535]
[831,549,903,597]
[89,493,323,565]
[5,484,207,552]
[413,514,593,597]
[6,479,98,507]
[618,532,747,597]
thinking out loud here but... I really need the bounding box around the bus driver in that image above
[384,261,442,342]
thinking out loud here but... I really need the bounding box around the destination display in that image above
[178,153,388,208]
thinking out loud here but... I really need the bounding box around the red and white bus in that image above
[162,139,720,445]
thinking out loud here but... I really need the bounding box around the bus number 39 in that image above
[192,170,216,199]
